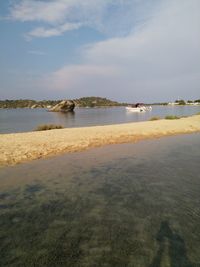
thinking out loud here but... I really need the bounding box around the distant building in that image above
[168,102,179,105]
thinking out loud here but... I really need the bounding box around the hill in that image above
[74,97,121,107]
[0,97,123,109]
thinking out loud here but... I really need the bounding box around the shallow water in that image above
[0,105,200,133]
[0,134,200,266]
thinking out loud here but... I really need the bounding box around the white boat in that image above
[125,105,152,113]
[126,106,145,112]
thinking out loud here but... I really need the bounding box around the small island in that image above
[0,97,125,109]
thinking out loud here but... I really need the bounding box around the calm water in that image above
[0,134,200,266]
[0,105,200,133]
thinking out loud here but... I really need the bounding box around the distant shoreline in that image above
[0,114,200,167]
[0,97,200,109]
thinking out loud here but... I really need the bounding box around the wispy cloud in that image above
[42,0,200,101]
[8,0,159,39]
[9,0,69,23]
[4,0,200,101]
[43,64,118,88]
[26,22,82,39]
[28,50,46,56]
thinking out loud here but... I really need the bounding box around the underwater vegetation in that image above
[1,135,200,266]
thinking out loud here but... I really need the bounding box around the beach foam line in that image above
[0,115,200,167]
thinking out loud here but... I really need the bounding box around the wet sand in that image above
[0,115,200,167]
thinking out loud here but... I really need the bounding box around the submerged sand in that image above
[0,115,200,167]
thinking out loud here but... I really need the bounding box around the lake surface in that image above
[0,134,200,266]
[0,105,200,133]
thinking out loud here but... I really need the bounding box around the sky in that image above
[0,0,199,102]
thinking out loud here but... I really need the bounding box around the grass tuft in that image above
[165,115,180,120]
[150,116,160,121]
[35,124,63,131]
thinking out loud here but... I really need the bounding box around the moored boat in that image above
[125,104,152,113]
[126,106,146,112]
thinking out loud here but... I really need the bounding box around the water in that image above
[0,134,200,266]
[0,105,200,133]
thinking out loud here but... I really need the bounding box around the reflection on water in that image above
[1,105,200,133]
[0,134,200,266]
[54,110,75,124]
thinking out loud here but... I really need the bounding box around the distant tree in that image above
[175,99,186,105]
[178,100,186,105]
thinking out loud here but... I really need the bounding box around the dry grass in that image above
[165,115,180,120]
[35,124,63,131]
[149,116,161,121]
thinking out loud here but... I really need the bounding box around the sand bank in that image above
[0,115,200,167]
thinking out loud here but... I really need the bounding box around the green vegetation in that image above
[0,97,124,109]
[152,99,200,105]
[1,141,200,266]
[165,115,180,120]
[1,98,199,109]
[196,112,200,115]
[175,99,186,105]
[174,99,200,105]
[0,99,60,109]
[35,124,63,131]
[74,97,122,107]
[150,116,161,121]
[151,102,168,106]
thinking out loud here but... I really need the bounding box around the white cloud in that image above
[10,0,69,23]
[43,64,119,92]
[26,22,82,39]
[6,0,200,101]
[43,0,200,102]
[9,0,159,39]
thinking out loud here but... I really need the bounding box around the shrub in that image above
[150,116,160,121]
[196,112,200,115]
[165,115,180,120]
[35,124,63,131]
[175,100,186,105]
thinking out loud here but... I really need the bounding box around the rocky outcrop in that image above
[31,104,41,109]
[49,100,75,112]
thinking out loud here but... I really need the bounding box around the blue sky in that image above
[0,0,199,102]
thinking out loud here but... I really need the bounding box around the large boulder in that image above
[49,100,75,112]
[31,104,43,109]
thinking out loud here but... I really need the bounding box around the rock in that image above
[31,104,40,109]
[31,104,44,109]
[49,100,75,112]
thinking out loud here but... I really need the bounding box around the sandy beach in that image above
[0,114,200,167]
